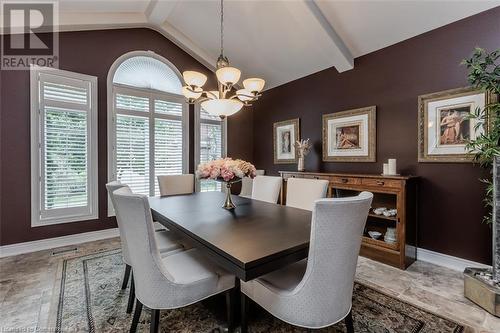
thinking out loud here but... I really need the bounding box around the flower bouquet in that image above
[196,158,257,209]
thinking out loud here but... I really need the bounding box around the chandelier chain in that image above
[220,0,224,57]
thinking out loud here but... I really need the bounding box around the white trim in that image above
[30,66,99,227]
[416,247,491,272]
[0,228,119,258]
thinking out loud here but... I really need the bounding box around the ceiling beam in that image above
[145,0,177,26]
[145,0,216,71]
[287,0,354,72]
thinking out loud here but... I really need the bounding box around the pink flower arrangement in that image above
[196,158,257,182]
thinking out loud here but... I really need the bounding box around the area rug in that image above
[52,249,467,333]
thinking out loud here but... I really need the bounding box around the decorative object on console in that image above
[273,118,300,164]
[294,138,312,172]
[384,227,397,244]
[196,158,257,209]
[181,0,265,119]
[460,48,500,317]
[418,86,493,162]
[322,106,376,162]
[368,231,382,240]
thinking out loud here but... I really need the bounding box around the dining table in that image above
[149,191,312,282]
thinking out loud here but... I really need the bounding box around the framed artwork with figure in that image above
[273,118,300,164]
[322,106,376,162]
[418,87,494,162]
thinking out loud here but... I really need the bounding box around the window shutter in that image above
[32,69,98,226]
[43,107,88,209]
[115,114,150,195]
[154,118,183,195]
[112,89,187,199]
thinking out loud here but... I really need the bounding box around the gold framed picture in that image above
[418,87,493,163]
[322,106,376,162]
[273,118,300,164]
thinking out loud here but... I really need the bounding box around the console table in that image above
[279,171,418,269]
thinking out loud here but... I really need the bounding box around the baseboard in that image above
[416,247,491,272]
[0,228,119,258]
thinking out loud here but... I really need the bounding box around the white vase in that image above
[297,157,305,172]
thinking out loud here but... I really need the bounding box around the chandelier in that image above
[181,0,265,119]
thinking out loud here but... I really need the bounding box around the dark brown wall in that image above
[0,28,253,245]
[252,8,500,264]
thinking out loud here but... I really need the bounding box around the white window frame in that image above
[30,66,98,227]
[194,103,227,192]
[107,51,189,215]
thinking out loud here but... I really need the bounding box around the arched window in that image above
[107,51,188,200]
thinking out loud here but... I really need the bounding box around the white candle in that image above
[388,159,397,175]
[383,163,389,175]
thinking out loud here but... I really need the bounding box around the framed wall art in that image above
[418,87,493,163]
[322,106,376,162]
[273,118,300,164]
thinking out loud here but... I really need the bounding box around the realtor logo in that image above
[1,1,59,70]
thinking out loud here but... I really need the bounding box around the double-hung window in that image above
[30,67,98,226]
[195,105,227,192]
[109,86,188,197]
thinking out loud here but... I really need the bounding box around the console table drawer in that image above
[331,176,361,185]
[361,178,401,189]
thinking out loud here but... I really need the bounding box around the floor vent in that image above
[51,247,78,256]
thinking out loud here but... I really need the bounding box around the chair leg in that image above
[150,309,160,333]
[225,289,235,333]
[126,273,135,314]
[130,298,143,333]
[122,264,131,290]
[345,309,354,333]
[240,293,248,333]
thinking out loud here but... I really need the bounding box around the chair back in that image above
[157,174,194,196]
[112,187,177,306]
[251,175,282,203]
[286,178,329,210]
[106,181,131,264]
[296,192,372,326]
[239,170,266,198]
[239,177,253,198]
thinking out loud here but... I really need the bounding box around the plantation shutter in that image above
[112,87,187,198]
[115,114,150,195]
[154,99,185,195]
[32,69,98,225]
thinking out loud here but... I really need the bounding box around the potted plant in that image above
[462,48,500,316]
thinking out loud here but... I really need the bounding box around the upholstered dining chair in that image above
[251,175,282,203]
[286,177,329,210]
[106,181,185,314]
[112,187,236,333]
[239,170,265,198]
[240,192,373,333]
[157,174,194,196]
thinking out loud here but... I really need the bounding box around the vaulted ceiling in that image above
[5,0,500,89]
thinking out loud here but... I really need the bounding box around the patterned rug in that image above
[52,249,467,333]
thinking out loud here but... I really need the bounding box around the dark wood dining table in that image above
[149,192,312,281]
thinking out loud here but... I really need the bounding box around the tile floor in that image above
[0,238,499,332]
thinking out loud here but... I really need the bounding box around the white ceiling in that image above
[4,0,499,89]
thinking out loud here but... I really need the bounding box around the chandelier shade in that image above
[201,98,244,118]
[182,86,202,100]
[236,89,253,102]
[215,66,241,85]
[243,78,265,93]
[183,71,207,88]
